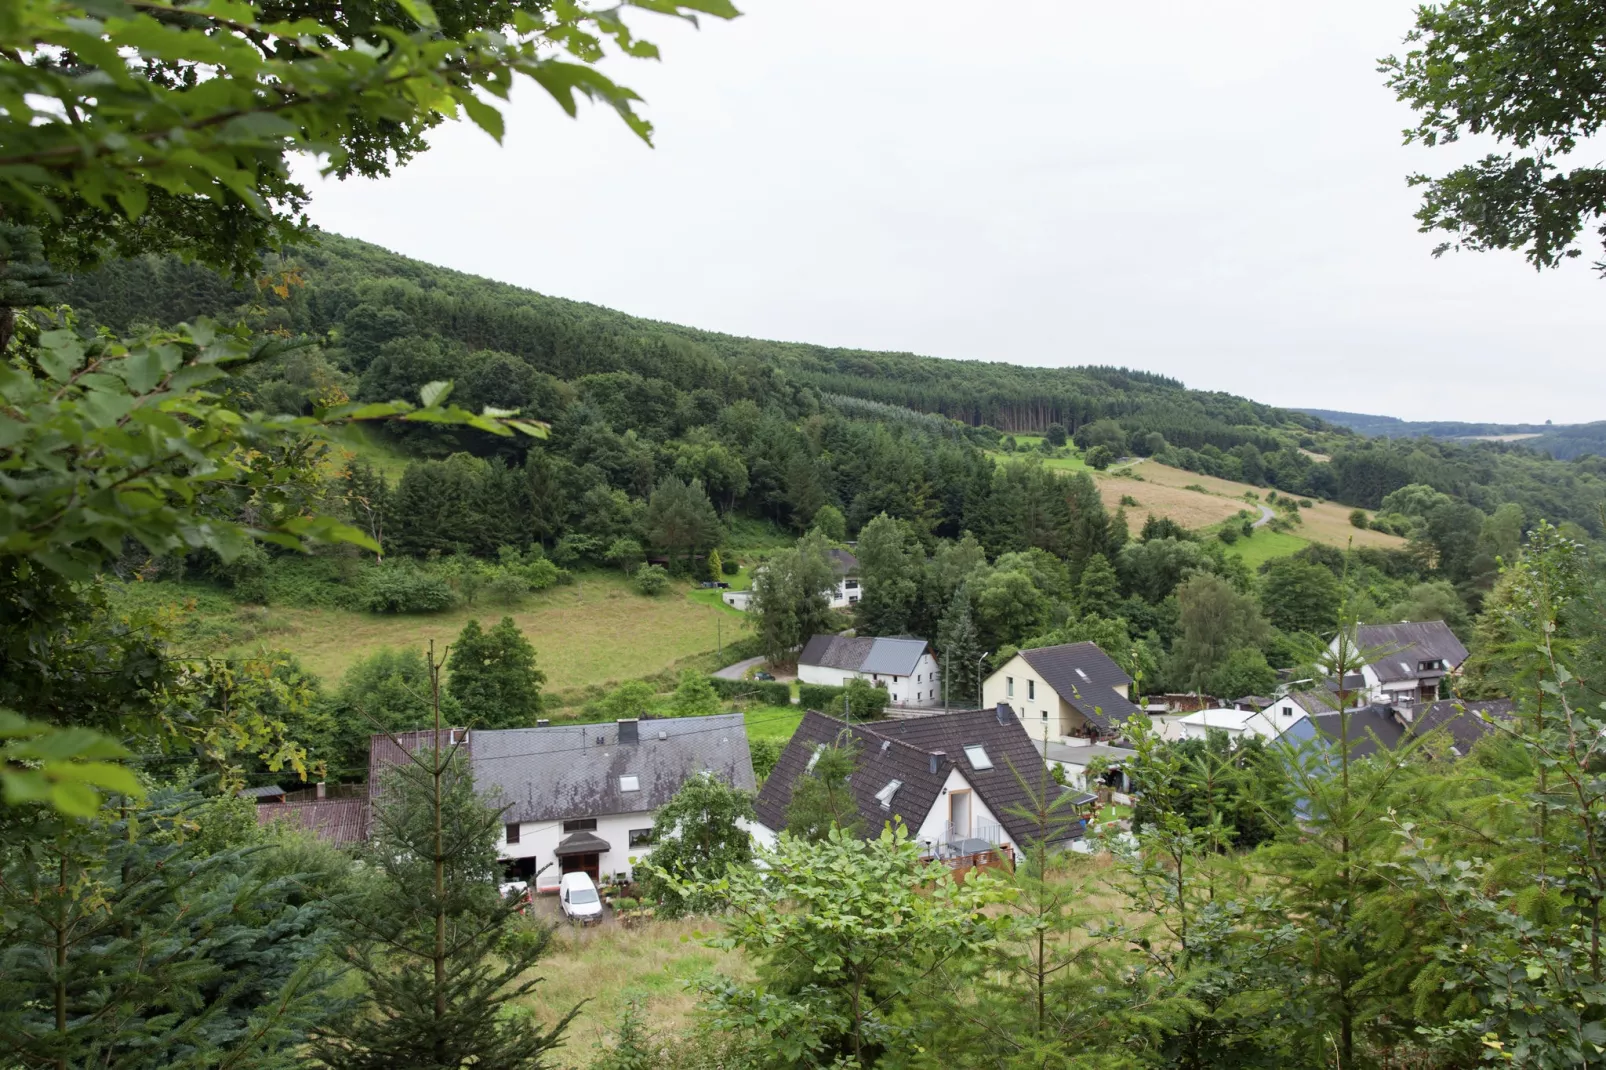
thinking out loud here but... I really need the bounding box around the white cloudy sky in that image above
[294,0,1606,424]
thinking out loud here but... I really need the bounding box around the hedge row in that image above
[708,677,792,708]
[797,683,845,711]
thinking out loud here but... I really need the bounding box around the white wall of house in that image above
[499,809,659,892]
[796,652,944,708]
[982,654,1089,738]
[907,768,1011,851]
[827,577,861,609]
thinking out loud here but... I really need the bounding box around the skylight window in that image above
[805,745,823,774]
[874,779,902,808]
[964,745,993,770]
[1074,668,1089,681]
[619,775,640,792]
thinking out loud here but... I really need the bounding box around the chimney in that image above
[930,751,944,775]
[536,719,549,728]
[315,781,326,800]
[618,718,639,745]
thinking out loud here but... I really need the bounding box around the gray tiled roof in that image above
[471,714,755,824]
[1411,697,1516,755]
[754,707,1083,847]
[1017,642,1144,731]
[799,635,929,678]
[826,548,859,576]
[1310,706,1408,758]
[1355,621,1468,683]
[799,635,874,671]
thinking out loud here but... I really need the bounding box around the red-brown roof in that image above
[255,797,369,844]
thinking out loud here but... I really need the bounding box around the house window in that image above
[1027,680,1035,701]
[964,745,993,770]
[620,775,640,792]
[628,828,654,848]
[505,823,521,844]
[1007,677,1014,698]
[562,818,597,833]
[1282,706,1293,717]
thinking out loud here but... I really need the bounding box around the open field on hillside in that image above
[1222,529,1310,570]
[1094,473,1248,529]
[125,571,749,690]
[1105,462,1407,552]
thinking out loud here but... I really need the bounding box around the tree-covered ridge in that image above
[1302,408,1606,462]
[65,233,1606,536]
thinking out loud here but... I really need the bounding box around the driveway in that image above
[714,655,766,681]
[1253,504,1275,528]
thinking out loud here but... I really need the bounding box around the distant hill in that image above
[1299,409,1606,461]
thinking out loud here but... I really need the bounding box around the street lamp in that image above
[975,651,990,711]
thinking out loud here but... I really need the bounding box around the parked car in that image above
[558,871,603,924]
[499,879,532,914]
[699,581,720,588]
[754,671,775,682]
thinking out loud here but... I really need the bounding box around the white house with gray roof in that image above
[1336,621,1468,711]
[797,635,942,707]
[372,715,755,893]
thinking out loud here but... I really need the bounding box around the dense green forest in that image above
[65,234,1606,541]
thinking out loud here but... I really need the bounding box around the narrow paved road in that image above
[1253,504,1275,528]
[713,655,766,681]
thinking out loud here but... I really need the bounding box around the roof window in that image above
[874,779,903,809]
[964,745,993,770]
[619,775,640,792]
[805,745,824,774]
[1074,668,1089,681]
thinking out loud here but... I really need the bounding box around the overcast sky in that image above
[294,0,1606,424]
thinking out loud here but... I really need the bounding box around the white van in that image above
[558,871,603,924]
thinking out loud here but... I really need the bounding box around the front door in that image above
[949,790,971,839]
[560,852,600,884]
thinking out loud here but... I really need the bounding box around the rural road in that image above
[714,655,766,681]
[1253,504,1275,528]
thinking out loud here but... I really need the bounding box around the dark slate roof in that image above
[471,714,755,823]
[799,634,875,671]
[754,707,1081,847]
[1355,621,1469,683]
[1411,697,1517,755]
[238,784,287,799]
[1017,642,1144,731]
[256,798,368,844]
[554,830,612,856]
[827,548,859,576]
[1309,706,1408,759]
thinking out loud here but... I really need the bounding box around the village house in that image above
[754,705,1092,863]
[259,713,755,891]
[721,546,860,613]
[797,634,942,707]
[1176,705,1307,742]
[1336,620,1468,708]
[981,642,1145,745]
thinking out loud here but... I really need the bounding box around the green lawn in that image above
[1221,527,1308,569]
[740,705,803,744]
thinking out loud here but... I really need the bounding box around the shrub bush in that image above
[361,565,456,614]
[1349,508,1369,530]
[1218,524,1240,544]
[707,677,790,707]
[721,557,740,576]
[634,563,670,596]
[749,738,783,781]
[798,682,845,711]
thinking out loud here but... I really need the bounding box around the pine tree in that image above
[314,643,576,1070]
[0,788,345,1069]
[785,734,863,842]
[937,585,986,707]
[0,222,65,352]
[446,617,545,728]
[1075,552,1120,618]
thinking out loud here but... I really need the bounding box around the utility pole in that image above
[943,651,949,713]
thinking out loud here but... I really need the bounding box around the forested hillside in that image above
[1302,408,1606,461]
[65,234,1606,537]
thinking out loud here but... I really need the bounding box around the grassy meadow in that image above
[1221,528,1310,570]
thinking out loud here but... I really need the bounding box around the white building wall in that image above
[797,652,944,707]
[908,768,1012,852]
[498,809,659,893]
